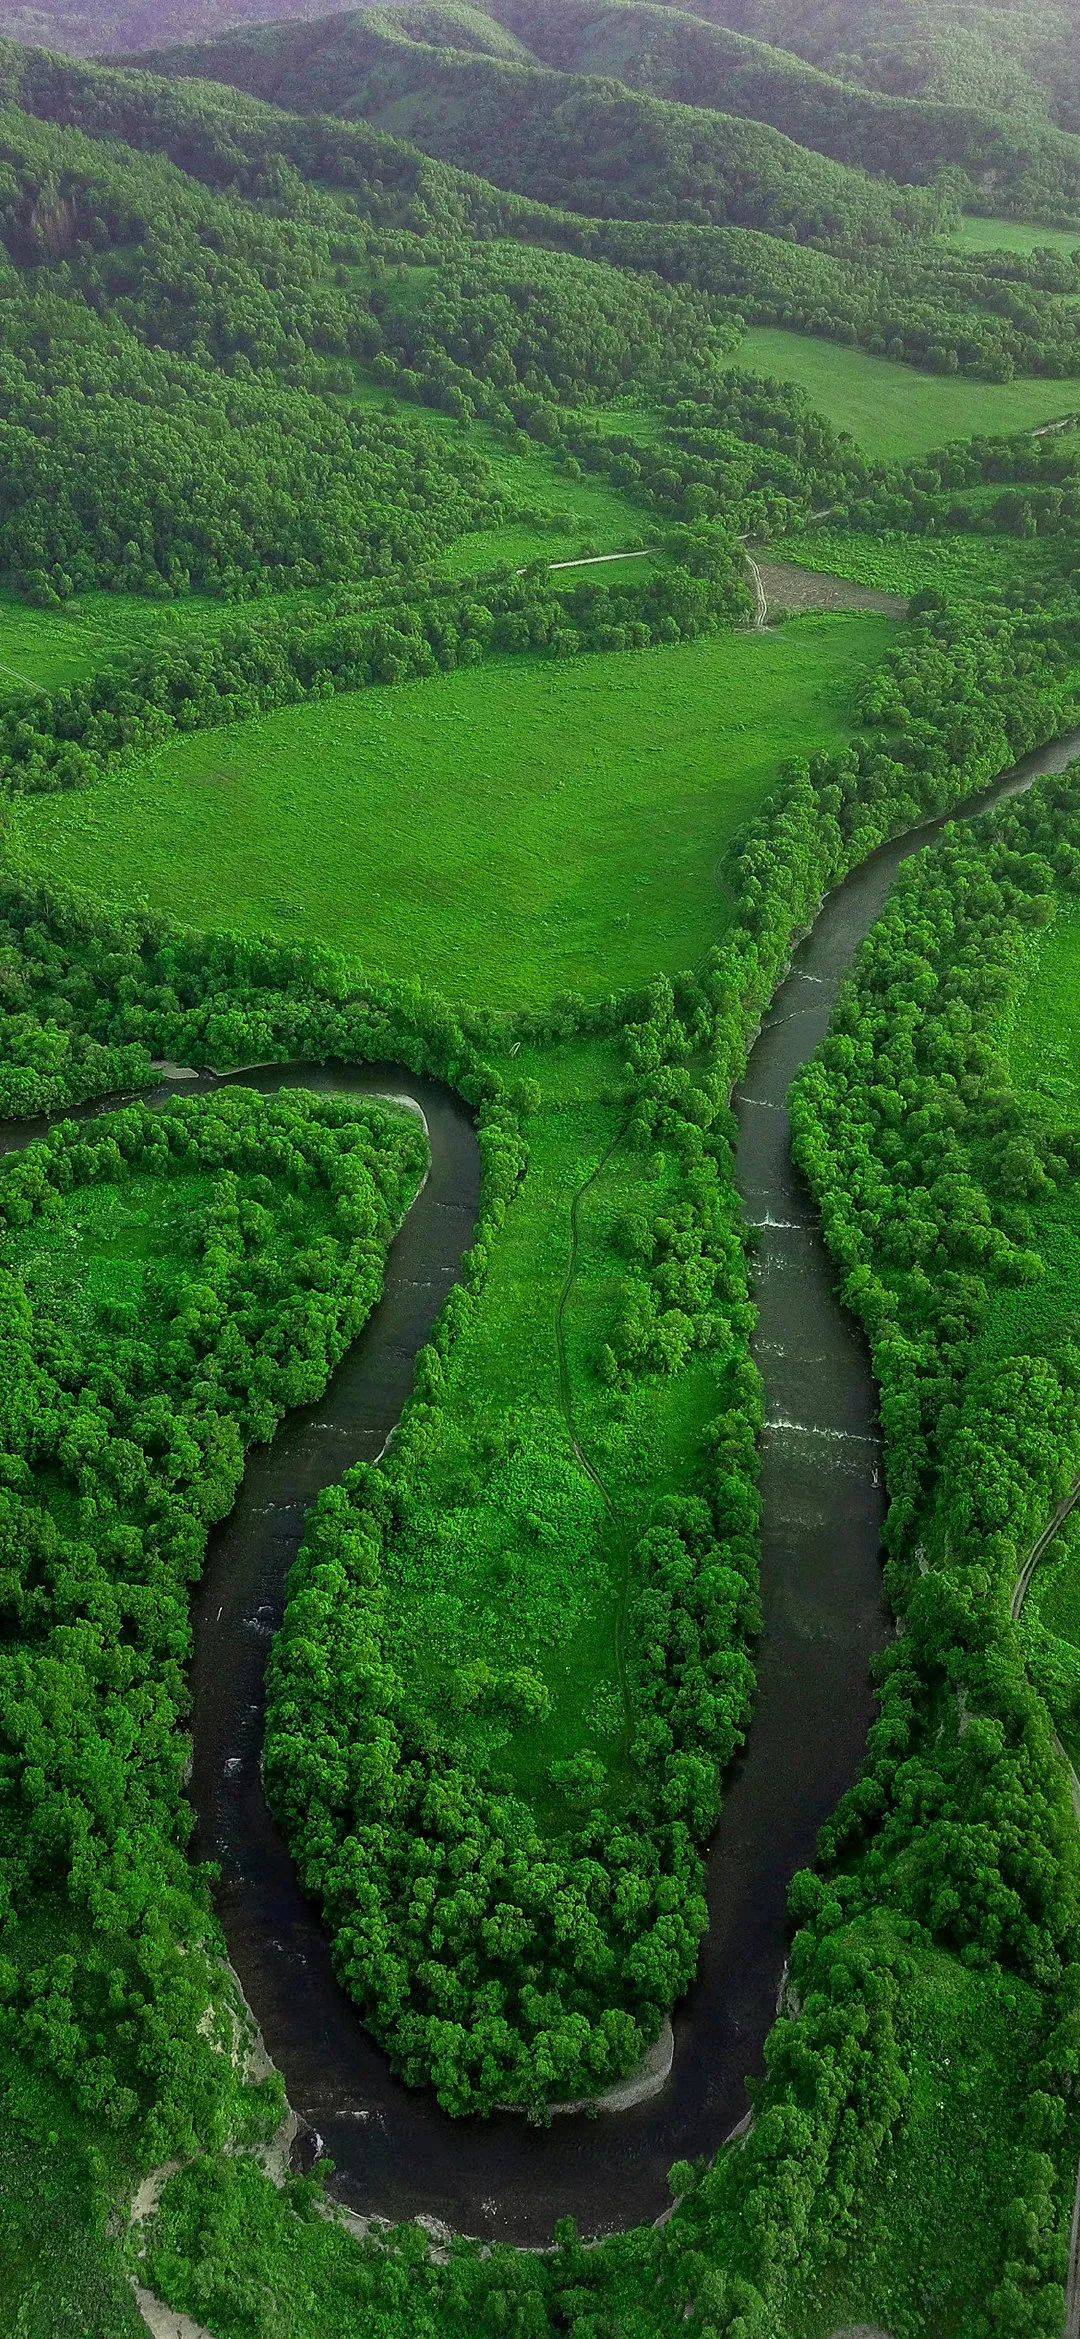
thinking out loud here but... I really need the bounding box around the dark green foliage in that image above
[785,771,1080,2331]
[0,9,1077,2323]
[449,0,1080,224]
[141,13,941,249]
[5,593,1075,2131]
[0,1085,425,2154]
[264,1031,762,2112]
[702,0,1080,139]
[792,768,1080,1554]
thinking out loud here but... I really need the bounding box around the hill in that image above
[688,0,1080,134]
[140,12,943,245]
[1,16,1080,2339]
[394,0,1080,221]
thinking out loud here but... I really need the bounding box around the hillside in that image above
[1,14,1080,2339]
[141,12,946,244]
[384,0,1080,221]
[689,0,1080,133]
[136,0,1080,228]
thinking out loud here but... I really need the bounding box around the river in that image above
[4,722,1079,2245]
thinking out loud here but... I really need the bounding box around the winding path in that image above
[745,551,769,629]
[4,729,1080,2248]
[1011,1475,1080,1623]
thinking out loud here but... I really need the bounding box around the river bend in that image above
[3,725,1079,2244]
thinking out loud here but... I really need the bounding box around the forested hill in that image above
[0,7,1073,612]
[304,0,1080,220]
[687,0,1080,136]
[140,14,943,245]
[141,0,1080,229]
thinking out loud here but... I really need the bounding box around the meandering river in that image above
[4,723,1079,2246]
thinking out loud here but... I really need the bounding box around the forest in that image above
[1,3,1080,2337]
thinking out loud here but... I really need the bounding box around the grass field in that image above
[772,1945,1068,2339]
[731,327,1080,459]
[340,371,652,569]
[1004,906,1080,1806]
[0,585,248,699]
[8,614,894,1011]
[770,522,1065,609]
[0,2053,143,2339]
[953,215,1080,264]
[382,1033,722,1815]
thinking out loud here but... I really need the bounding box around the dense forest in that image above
[145,0,1080,226]
[0,5,1080,2336]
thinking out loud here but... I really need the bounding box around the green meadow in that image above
[953,215,1080,264]
[8,613,894,1011]
[771,522,1067,608]
[380,1033,723,1819]
[731,326,1080,459]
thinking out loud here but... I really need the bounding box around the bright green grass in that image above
[973,902,1080,1457]
[1032,1509,1080,1650]
[1020,1507,1080,1769]
[0,401,650,701]
[772,522,1064,608]
[339,372,651,566]
[384,1035,721,1818]
[5,1091,423,1379]
[14,1162,214,1340]
[731,326,1080,459]
[1011,900,1080,1103]
[9,615,893,1012]
[953,214,1080,263]
[0,585,243,699]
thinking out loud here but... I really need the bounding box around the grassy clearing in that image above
[1010,900,1080,1103]
[953,215,1080,263]
[1002,903,1080,1774]
[1021,1507,1080,1773]
[339,371,652,566]
[8,614,893,1012]
[0,585,245,698]
[769,522,1064,608]
[980,901,1080,1381]
[974,901,1080,1762]
[0,402,651,704]
[730,326,1080,459]
[384,1034,721,1818]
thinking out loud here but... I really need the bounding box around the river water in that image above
[4,723,1079,2244]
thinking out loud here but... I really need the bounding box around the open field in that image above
[731,326,1080,459]
[0,2053,143,2339]
[340,373,653,570]
[771,1948,1060,2339]
[767,523,1067,609]
[953,215,1080,263]
[8,614,894,1011]
[382,1034,720,1816]
[1010,899,1080,1103]
[0,437,651,710]
[0,586,244,699]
